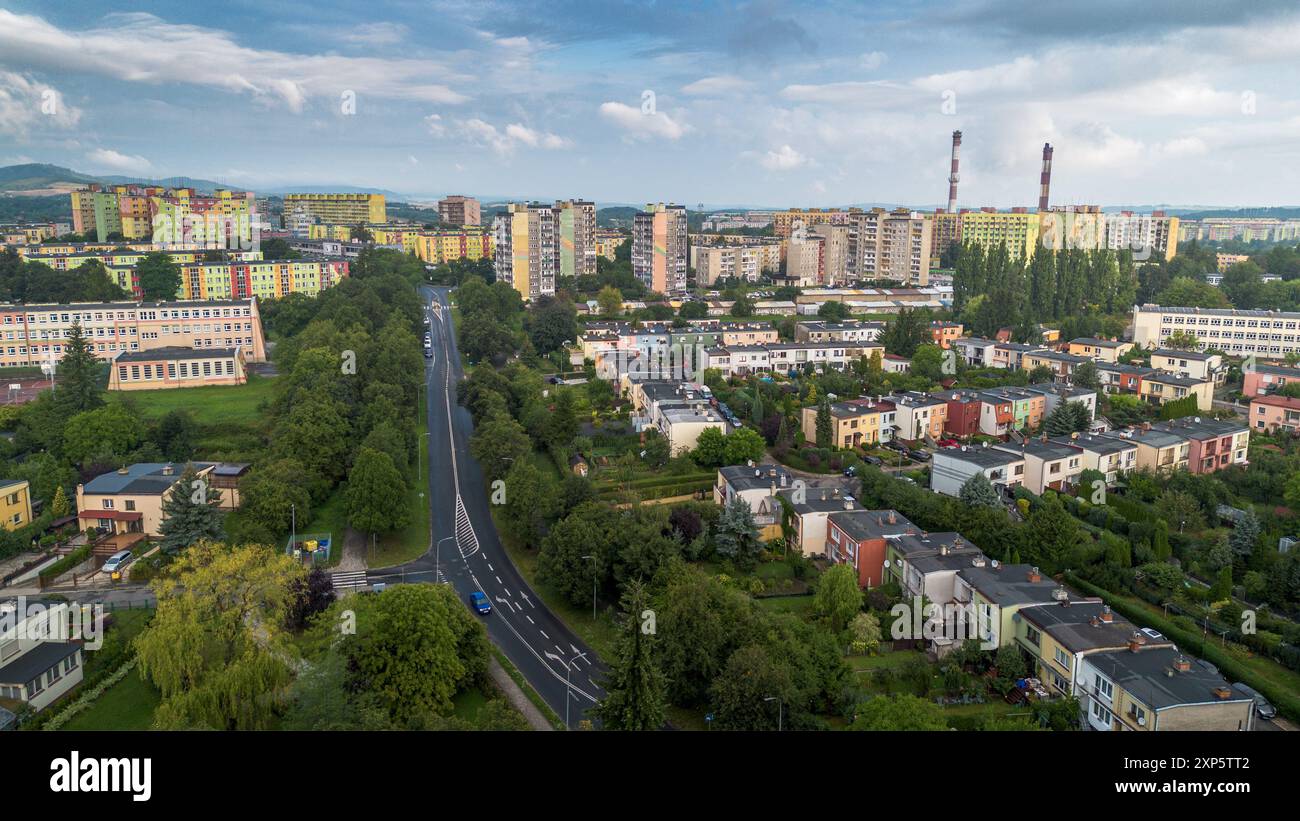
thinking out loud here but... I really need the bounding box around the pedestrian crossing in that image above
[454,495,479,558]
[330,569,369,592]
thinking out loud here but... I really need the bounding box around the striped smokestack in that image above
[1038,142,1053,211]
[947,130,962,213]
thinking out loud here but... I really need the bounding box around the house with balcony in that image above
[1021,348,1091,381]
[1048,433,1137,485]
[1078,646,1256,731]
[1096,361,1155,395]
[953,561,1067,649]
[801,398,894,448]
[981,386,1047,432]
[715,464,793,541]
[990,341,1036,370]
[883,530,984,602]
[890,391,948,442]
[826,509,922,588]
[76,461,229,538]
[1139,372,1214,412]
[774,486,858,557]
[995,438,1084,494]
[1150,348,1226,385]
[1151,417,1249,475]
[1125,425,1190,474]
[1015,599,1165,698]
[1024,382,1097,421]
[952,336,997,367]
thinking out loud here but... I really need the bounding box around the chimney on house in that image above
[1173,655,1192,672]
[1100,605,1114,623]
[1027,566,1042,583]
[1128,631,1147,652]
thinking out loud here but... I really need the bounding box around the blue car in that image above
[470,591,492,615]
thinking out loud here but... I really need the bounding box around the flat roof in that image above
[934,446,1023,469]
[113,346,240,363]
[719,464,793,493]
[997,439,1083,461]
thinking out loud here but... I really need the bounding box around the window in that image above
[1129,704,1147,726]
[1091,700,1114,726]
[1054,647,1071,670]
[1095,675,1113,700]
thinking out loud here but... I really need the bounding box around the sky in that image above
[1,0,1298,208]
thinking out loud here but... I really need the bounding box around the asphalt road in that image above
[368,285,606,727]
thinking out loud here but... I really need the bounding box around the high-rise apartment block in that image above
[1104,211,1180,261]
[632,203,689,294]
[556,200,598,279]
[784,237,824,286]
[437,195,481,227]
[690,242,781,285]
[70,185,255,245]
[959,209,1042,260]
[283,193,387,225]
[928,210,963,264]
[847,208,931,286]
[492,200,596,300]
[772,208,852,239]
[809,223,851,286]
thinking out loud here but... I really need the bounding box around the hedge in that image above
[38,544,94,587]
[1065,572,1300,723]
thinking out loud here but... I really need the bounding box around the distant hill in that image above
[0,163,99,192]
[1178,206,1300,221]
[596,206,639,227]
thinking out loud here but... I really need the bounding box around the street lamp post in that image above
[545,650,574,729]
[581,554,597,620]
[764,696,783,732]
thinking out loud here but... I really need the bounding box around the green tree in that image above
[1228,507,1260,562]
[596,285,623,317]
[710,645,795,730]
[62,403,142,465]
[238,459,312,543]
[1155,490,1204,533]
[469,412,532,482]
[848,612,881,654]
[136,251,181,300]
[345,447,410,536]
[136,541,302,730]
[54,320,103,415]
[813,564,864,632]
[849,694,947,731]
[1072,359,1100,390]
[817,300,850,321]
[50,485,70,518]
[158,465,226,553]
[723,426,768,465]
[815,396,833,448]
[959,471,1002,509]
[713,495,762,570]
[593,580,667,731]
[344,584,489,723]
[1023,493,1081,571]
[690,426,729,468]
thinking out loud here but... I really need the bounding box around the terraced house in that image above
[801,397,895,448]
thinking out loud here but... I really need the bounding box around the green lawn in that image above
[58,672,161,731]
[124,373,278,426]
[847,649,926,672]
[452,687,490,722]
[119,374,278,460]
[370,484,432,567]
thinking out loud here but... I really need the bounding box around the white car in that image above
[102,550,133,574]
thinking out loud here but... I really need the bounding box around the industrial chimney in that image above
[947,130,962,213]
[1038,142,1053,211]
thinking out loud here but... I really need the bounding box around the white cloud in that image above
[598,102,687,140]
[759,144,810,170]
[85,148,152,173]
[0,10,468,112]
[681,75,752,96]
[339,22,409,46]
[458,118,570,155]
[425,114,447,137]
[860,51,887,70]
[0,71,81,138]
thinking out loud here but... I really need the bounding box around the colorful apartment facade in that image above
[632,203,689,294]
[283,193,386,225]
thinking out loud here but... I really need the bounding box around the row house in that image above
[800,398,896,448]
[1139,372,1214,412]
[794,320,883,344]
[952,336,997,368]
[1123,425,1191,474]
[981,386,1047,432]
[890,390,948,441]
[1023,383,1097,421]
[825,509,919,588]
[1096,361,1156,395]
[775,486,859,557]
[1242,362,1300,397]
[1151,417,1250,474]
[1049,432,1138,485]
[930,446,1025,497]
[994,438,1084,494]
[715,464,794,542]
[1021,348,1090,381]
[1250,394,1300,433]
[1065,337,1134,364]
[990,341,1036,370]
[1150,348,1226,385]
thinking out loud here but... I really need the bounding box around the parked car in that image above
[862,455,883,466]
[102,550,133,574]
[909,449,932,462]
[424,347,434,359]
[885,440,908,452]
[1231,682,1276,720]
[842,465,857,477]
[937,438,958,447]
[470,591,492,615]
